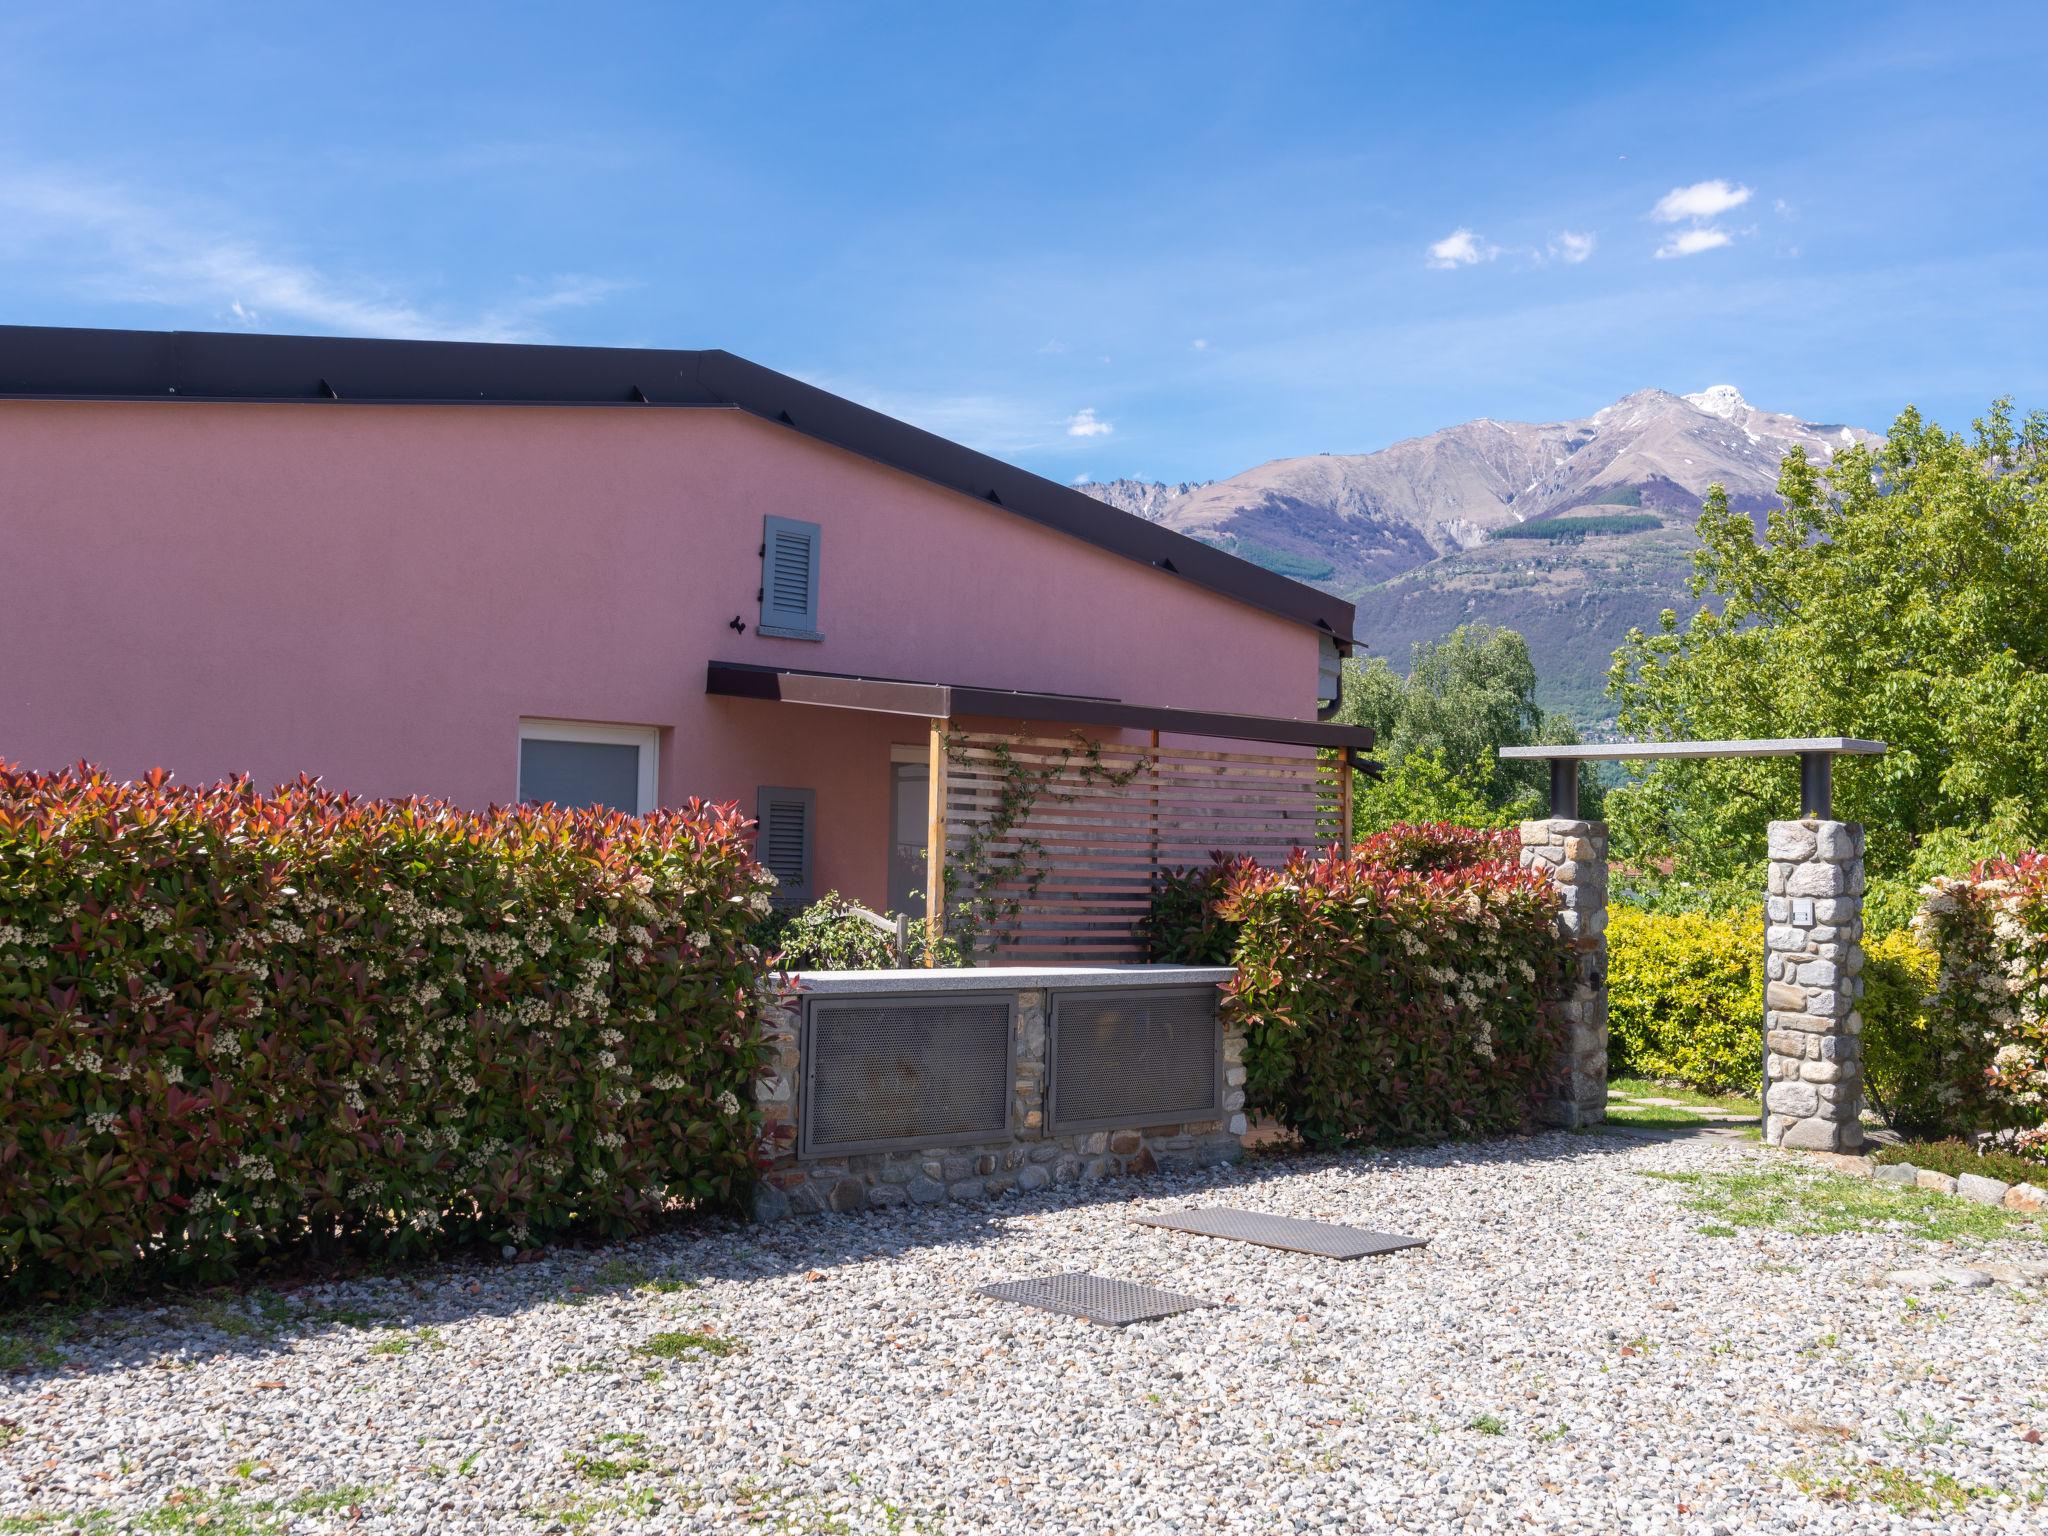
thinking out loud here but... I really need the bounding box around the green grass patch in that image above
[1873,1139,2048,1189]
[1604,1076,1758,1131]
[635,1328,741,1360]
[0,1486,374,1536]
[1640,1167,2043,1243]
[1785,1457,1984,1514]
[1610,1076,1755,1112]
[283,1488,372,1516]
[177,1291,294,1340]
[525,1490,665,1530]
[1468,1414,1505,1435]
[367,1325,445,1357]
[1604,1105,1755,1131]
[568,1451,651,1483]
[0,1327,66,1373]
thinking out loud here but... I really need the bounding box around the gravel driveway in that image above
[5,1131,2046,1534]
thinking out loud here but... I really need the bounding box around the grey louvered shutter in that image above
[759,516,822,639]
[756,786,815,905]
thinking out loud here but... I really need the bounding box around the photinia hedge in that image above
[1139,855,1256,966]
[1219,835,1569,1148]
[1912,854,2048,1159]
[1141,824,1525,967]
[0,763,776,1299]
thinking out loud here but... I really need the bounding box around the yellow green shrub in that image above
[1860,926,1990,1137]
[1606,907,1762,1094]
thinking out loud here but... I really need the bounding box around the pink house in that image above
[1,326,1370,956]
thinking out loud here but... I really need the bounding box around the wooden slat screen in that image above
[943,732,1344,963]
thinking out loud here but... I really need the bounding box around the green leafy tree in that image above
[1336,623,1587,832]
[1352,748,1515,833]
[1607,401,2048,883]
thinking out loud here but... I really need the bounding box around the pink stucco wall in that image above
[1,400,1322,904]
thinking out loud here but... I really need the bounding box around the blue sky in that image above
[3,2,2043,484]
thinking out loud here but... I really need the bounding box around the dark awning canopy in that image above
[707,661,1374,752]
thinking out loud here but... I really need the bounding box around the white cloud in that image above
[1037,339,1070,355]
[0,168,624,341]
[1651,179,1753,223]
[1550,230,1597,264]
[1190,338,1209,351]
[1065,407,1114,438]
[1070,473,1093,485]
[1425,227,1498,269]
[1655,226,1734,259]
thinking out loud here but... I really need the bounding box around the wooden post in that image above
[924,717,948,966]
[1147,728,1161,889]
[1338,749,1354,855]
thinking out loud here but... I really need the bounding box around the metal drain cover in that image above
[978,1272,1213,1327]
[1131,1207,1425,1259]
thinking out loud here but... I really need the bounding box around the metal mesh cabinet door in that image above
[801,994,1014,1155]
[1048,987,1221,1134]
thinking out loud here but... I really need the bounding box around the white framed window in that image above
[517,719,660,814]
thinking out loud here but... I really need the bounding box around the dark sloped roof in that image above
[0,324,1357,643]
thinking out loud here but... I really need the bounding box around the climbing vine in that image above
[941,731,1147,954]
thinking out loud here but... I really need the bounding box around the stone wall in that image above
[1518,818,1608,1128]
[752,982,1245,1220]
[1764,819,1866,1151]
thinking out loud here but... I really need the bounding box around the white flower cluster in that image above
[1916,871,2048,1117]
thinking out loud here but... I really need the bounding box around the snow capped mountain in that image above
[1076,385,1879,593]
[1074,386,1880,719]
[1683,384,1749,419]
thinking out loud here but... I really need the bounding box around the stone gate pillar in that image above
[1764,820,1865,1151]
[1519,818,1608,1128]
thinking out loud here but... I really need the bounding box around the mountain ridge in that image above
[1077,386,1877,720]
